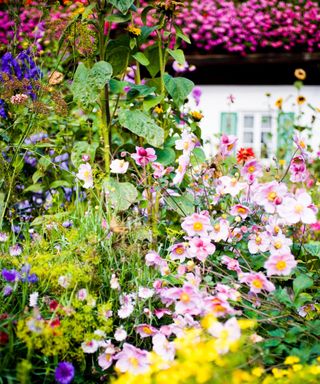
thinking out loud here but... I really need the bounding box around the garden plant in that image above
[0,1,320,384]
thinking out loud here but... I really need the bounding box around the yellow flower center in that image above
[237,207,247,214]
[214,223,220,232]
[83,170,90,179]
[274,226,280,234]
[183,142,189,150]
[231,177,237,185]
[248,165,256,173]
[268,191,277,201]
[255,236,262,244]
[129,357,139,367]
[178,165,183,173]
[175,246,184,255]
[193,222,203,231]
[299,140,306,149]
[227,144,234,151]
[252,279,263,289]
[180,293,190,303]
[294,204,303,213]
[276,261,287,271]
[274,241,282,249]
[142,326,153,335]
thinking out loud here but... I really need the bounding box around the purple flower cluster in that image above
[140,0,320,54]
[0,5,44,50]
[2,263,38,297]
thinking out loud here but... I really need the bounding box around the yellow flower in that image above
[126,25,142,37]
[294,68,306,80]
[237,319,256,330]
[284,356,300,365]
[279,159,286,167]
[154,105,164,114]
[252,367,264,377]
[272,368,288,378]
[275,97,283,109]
[292,364,303,372]
[297,95,306,105]
[190,111,204,122]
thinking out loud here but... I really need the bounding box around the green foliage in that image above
[71,61,113,109]
[164,74,194,107]
[118,108,164,147]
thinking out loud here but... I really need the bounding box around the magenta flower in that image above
[131,147,157,166]
[241,159,263,182]
[254,181,287,213]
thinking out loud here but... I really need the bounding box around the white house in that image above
[197,85,320,159]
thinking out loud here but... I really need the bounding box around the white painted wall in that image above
[195,85,320,157]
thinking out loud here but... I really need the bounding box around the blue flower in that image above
[54,362,75,384]
[1,269,20,283]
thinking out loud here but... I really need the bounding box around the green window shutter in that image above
[277,112,295,162]
[220,112,237,136]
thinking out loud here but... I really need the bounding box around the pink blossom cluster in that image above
[139,0,320,54]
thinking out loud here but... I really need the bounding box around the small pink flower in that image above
[76,163,93,189]
[254,181,287,213]
[135,324,158,338]
[81,339,99,353]
[151,162,165,179]
[264,253,297,276]
[154,308,172,319]
[188,237,216,262]
[289,155,309,183]
[221,255,241,273]
[277,191,317,224]
[230,204,251,219]
[216,176,245,197]
[269,234,292,254]
[175,130,197,155]
[169,243,189,262]
[131,147,157,166]
[114,343,150,374]
[77,288,88,301]
[181,212,213,237]
[172,154,190,185]
[241,159,263,182]
[10,93,28,105]
[210,219,230,242]
[152,333,175,361]
[138,287,154,299]
[219,134,238,157]
[239,272,275,294]
[98,342,116,371]
[114,327,127,341]
[145,251,162,267]
[247,232,270,254]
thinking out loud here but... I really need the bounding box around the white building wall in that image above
[197,85,320,157]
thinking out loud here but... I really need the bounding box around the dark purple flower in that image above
[27,273,38,283]
[54,362,75,384]
[2,269,20,283]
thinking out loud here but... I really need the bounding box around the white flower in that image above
[110,274,120,290]
[114,327,127,341]
[58,275,71,289]
[76,163,93,189]
[81,339,99,353]
[0,232,8,242]
[138,287,154,299]
[77,288,88,301]
[110,159,129,174]
[29,292,39,308]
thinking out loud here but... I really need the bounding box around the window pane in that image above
[261,115,272,129]
[244,115,254,129]
[243,131,254,143]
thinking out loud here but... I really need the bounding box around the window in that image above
[239,112,276,159]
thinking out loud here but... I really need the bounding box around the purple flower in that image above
[54,362,75,384]
[27,273,38,284]
[2,269,20,283]
[3,285,13,296]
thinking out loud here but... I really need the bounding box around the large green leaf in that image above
[118,109,164,147]
[106,46,130,76]
[71,61,113,109]
[293,274,314,296]
[104,178,138,211]
[155,147,176,166]
[108,0,134,14]
[167,48,185,65]
[164,74,194,107]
